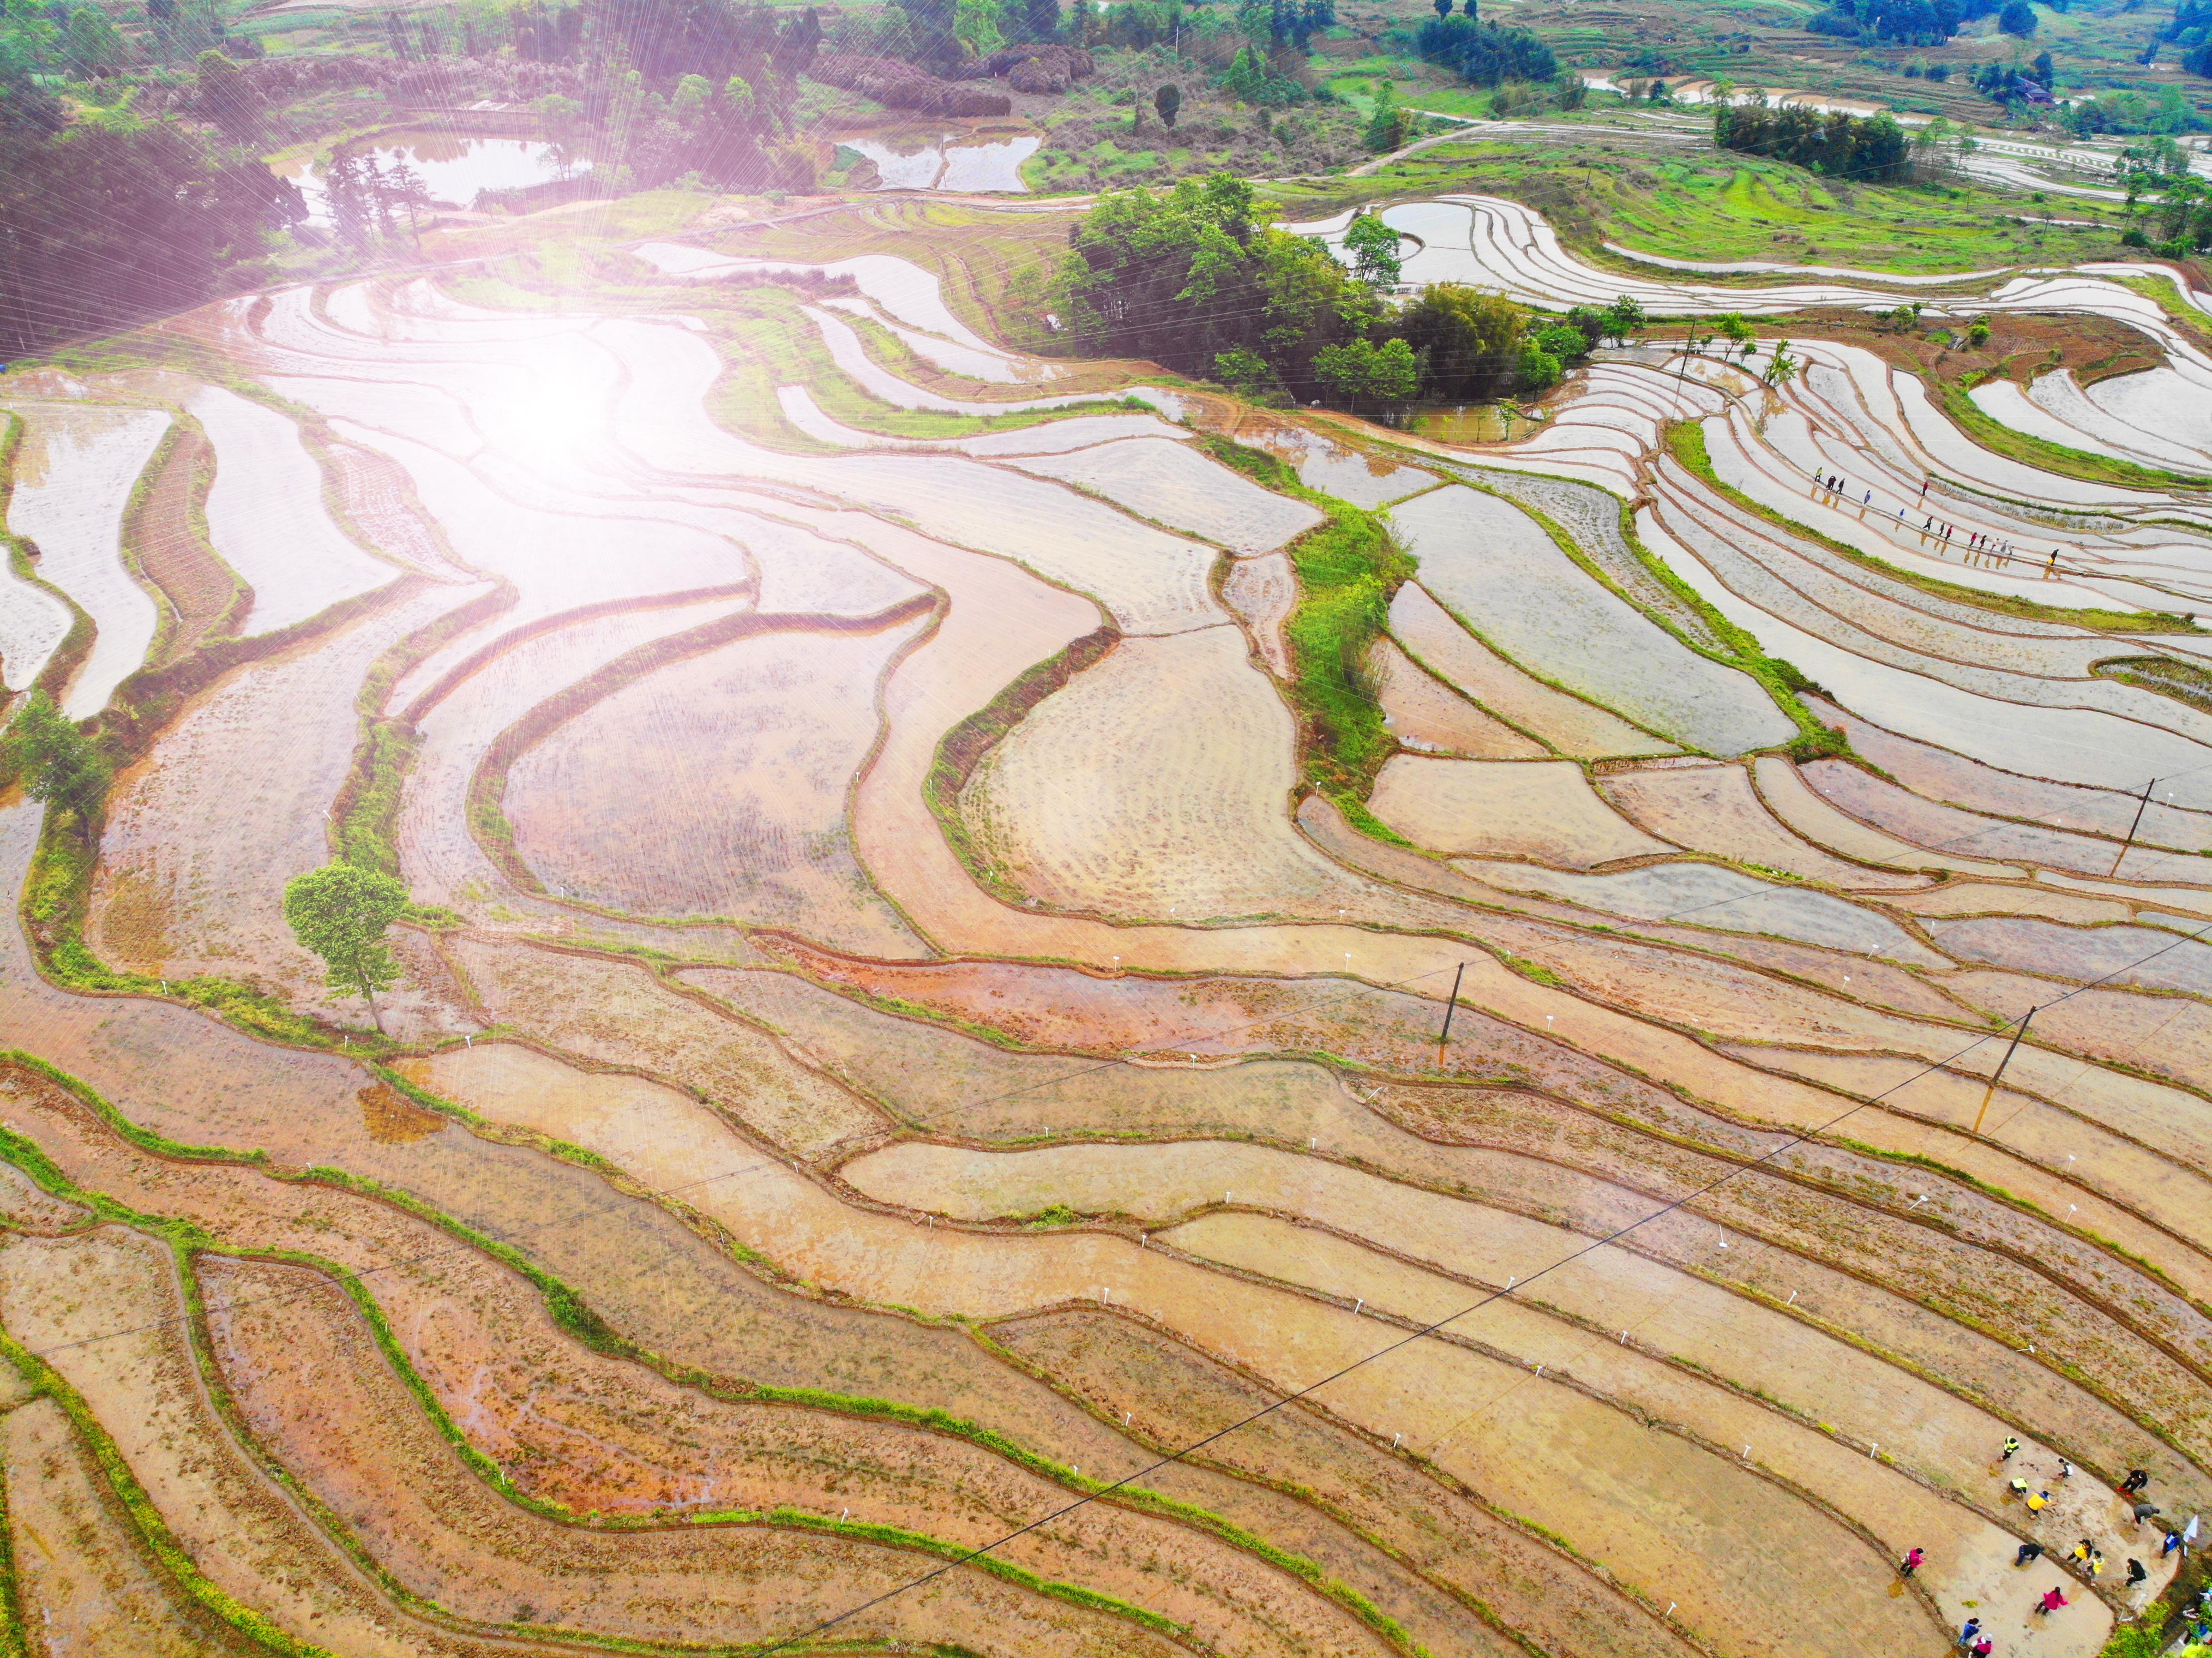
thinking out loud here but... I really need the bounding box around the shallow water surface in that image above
[842,134,1038,193]
[282,131,582,221]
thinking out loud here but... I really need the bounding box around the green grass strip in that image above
[1936,374,2211,492]
[1201,434,1421,844]
[0,1052,1432,1656]
[0,1081,1188,1654]
[1447,467,1845,761]
[0,1394,25,1658]
[0,1324,332,1656]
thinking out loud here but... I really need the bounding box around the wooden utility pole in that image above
[2112,777,2156,878]
[1971,1007,2036,1136]
[1436,960,1467,1066]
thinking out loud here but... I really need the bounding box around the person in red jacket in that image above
[1901,1547,1926,1577]
[2036,1587,2070,1617]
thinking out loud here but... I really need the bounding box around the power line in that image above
[746,898,2212,1657]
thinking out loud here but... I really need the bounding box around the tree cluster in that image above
[2171,1,2212,76]
[2162,0,2212,44]
[0,117,301,355]
[1413,14,1556,86]
[1061,177,1601,416]
[2131,171,2212,253]
[1712,100,1912,182]
[1805,0,1961,44]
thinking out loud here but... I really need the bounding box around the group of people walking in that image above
[1807,468,2067,578]
[1892,1450,2204,1654]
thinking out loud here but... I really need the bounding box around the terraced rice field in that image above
[9,188,2212,1658]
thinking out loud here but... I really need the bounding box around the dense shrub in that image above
[1824,0,1962,41]
[1062,175,1577,411]
[1062,172,1385,394]
[1414,15,1556,86]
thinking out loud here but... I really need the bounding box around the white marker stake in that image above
[1787,1290,1798,1306]
[1392,1432,1401,1448]
[1354,1297,1363,1314]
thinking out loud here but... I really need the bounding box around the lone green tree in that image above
[1153,82,1181,128]
[1601,292,1648,345]
[284,863,408,1032]
[1344,210,1403,286]
[0,691,111,841]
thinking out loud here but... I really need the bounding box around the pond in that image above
[280,130,583,221]
[838,134,1040,193]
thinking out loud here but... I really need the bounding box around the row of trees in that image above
[1061,177,1638,414]
[1712,101,1913,182]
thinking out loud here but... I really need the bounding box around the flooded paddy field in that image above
[9,183,2212,1658]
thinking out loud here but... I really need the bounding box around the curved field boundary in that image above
[1662,421,2192,639]
[394,581,759,729]
[972,1311,1713,1658]
[924,625,1120,906]
[756,944,2212,1493]
[463,594,937,916]
[1133,1212,1980,1635]
[116,412,251,665]
[0,411,94,710]
[0,1048,1450,1658]
[16,569,469,1049]
[333,576,519,880]
[841,1128,2146,1605]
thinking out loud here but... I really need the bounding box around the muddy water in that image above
[281,131,582,221]
[840,135,1040,193]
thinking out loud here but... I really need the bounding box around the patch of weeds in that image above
[1493,950,1565,988]
[1283,504,1416,823]
[2094,654,2212,715]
